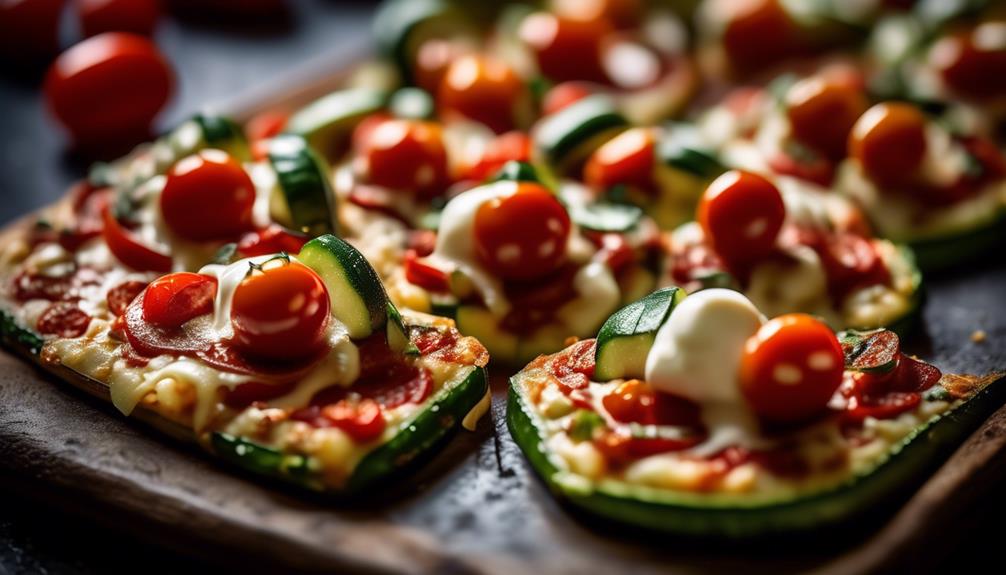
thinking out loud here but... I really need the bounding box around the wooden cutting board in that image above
[2,52,1005,575]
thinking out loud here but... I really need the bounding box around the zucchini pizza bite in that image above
[508,287,1004,536]
[662,169,920,332]
[391,168,664,364]
[1,231,489,492]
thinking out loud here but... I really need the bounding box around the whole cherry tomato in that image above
[473,182,571,281]
[438,53,524,134]
[718,0,799,75]
[44,32,173,148]
[102,206,173,272]
[584,127,656,191]
[697,170,785,267]
[849,102,928,188]
[354,117,449,198]
[518,11,611,84]
[77,0,160,37]
[160,150,256,242]
[141,272,217,327]
[930,22,1006,100]
[785,75,868,161]
[412,38,473,94]
[230,261,330,361]
[739,313,845,424]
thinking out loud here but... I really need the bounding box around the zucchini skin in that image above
[507,372,1006,537]
[0,310,43,356]
[906,213,1006,273]
[268,134,337,237]
[212,365,488,494]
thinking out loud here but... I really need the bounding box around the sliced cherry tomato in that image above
[719,0,799,75]
[849,102,927,188]
[160,150,256,242]
[740,313,845,424]
[77,0,160,37]
[438,53,524,134]
[518,11,611,84]
[236,225,308,258]
[0,0,64,64]
[697,170,785,268]
[141,272,217,327]
[584,127,656,192]
[321,398,387,443]
[44,32,173,148]
[354,118,449,198]
[464,131,532,181]
[230,261,330,361]
[473,182,571,281]
[785,75,868,161]
[102,206,172,272]
[930,22,1006,100]
[541,81,597,116]
[404,250,450,293]
[37,302,92,338]
[106,280,148,316]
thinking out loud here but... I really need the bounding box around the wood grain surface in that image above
[1,49,1005,575]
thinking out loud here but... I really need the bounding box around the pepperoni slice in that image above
[106,280,148,316]
[37,302,91,338]
[309,363,434,410]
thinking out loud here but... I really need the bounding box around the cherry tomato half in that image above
[102,206,173,272]
[474,182,571,281]
[930,22,1006,100]
[77,0,160,37]
[739,313,845,424]
[518,11,611,84]
[45,32,173,147]
[160,150,256,242]
[785,75,868,161]
[354,118,449,199]
[230,261,330,361]
[849,102,928,188]
[584,127,656,191]
[142,272,217,327]
[438,53,524,134]
[698,170,785,268]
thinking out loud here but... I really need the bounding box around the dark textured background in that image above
[1,1,1005,573]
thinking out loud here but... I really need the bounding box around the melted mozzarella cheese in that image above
[644,289,770,455]
[426,181,518,316]
[248,160,280,229]
[267,323,360,409]
[557,262,621,335]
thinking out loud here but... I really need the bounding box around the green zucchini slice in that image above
[534,95,628,170]
[508,367,1006,538]
[298,234,390,340]
[389,87,436,120]
[284,88,387,160]
[373,0,478,85]
[658,123,724,179]
[594,287,686,381]
[267,134,337,237]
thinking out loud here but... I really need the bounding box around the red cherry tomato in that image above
[473,182,571,281]
[602,380,703,427]
[584,127,656,191]
[404,250,451,292]
[930,23,1006,100]
[245,109,288,161]
[785,75,868,161]
[230,261,330,361]
[77,0,159,37]
[354,118,449,198]
[553,0,642,29]
[719,0,799,75]
[236,225,308,258]
[697,170,785,267]
[160,150,256,242]
[37,302,92,338]
[142,272,217,327]
[106,280,148,316]
[464,131,532,181]
[739,313,845,424]
[412,38,473,94]
[438,53,524,134]
[518,11,611,84]
[102,206,173,272]
[321,398,386,443]
[44,32,173,147]
[542,81,597,116]
[0,0,64,64]
[849,102,928,188]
